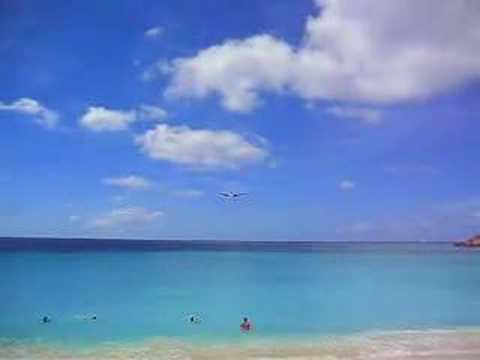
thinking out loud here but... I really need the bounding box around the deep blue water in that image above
[0,239,479,346]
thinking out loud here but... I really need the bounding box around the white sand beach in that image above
[1,328,479,360]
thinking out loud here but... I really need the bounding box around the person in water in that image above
[240,317,252,332]
[188,314,201,324]
[74,314,97,321]
[41,315,51,324]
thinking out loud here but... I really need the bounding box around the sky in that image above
[1,0,480,241]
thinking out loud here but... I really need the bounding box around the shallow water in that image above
[1,241,479,358]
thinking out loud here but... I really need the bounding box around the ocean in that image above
[1,239,479,359]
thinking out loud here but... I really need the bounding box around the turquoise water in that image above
[1,241,479,348]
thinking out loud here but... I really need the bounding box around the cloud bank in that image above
[164,0,480,112]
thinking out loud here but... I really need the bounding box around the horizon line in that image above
[0,236,457,244]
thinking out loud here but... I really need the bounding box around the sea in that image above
[0,238,479,359]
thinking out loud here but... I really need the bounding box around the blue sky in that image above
[1,0,480,241]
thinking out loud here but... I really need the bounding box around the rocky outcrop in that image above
[454,235,480,247]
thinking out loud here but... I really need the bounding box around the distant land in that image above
[454,234,480,247]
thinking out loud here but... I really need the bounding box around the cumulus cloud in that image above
[90,207,163,229]
[165,35,294,112]
[326,106,382,124]
[0,97,59,128]
[339,179,355,190]
[144,26,163,39]
[165,0,480,112]
[103,175,153,190]
[80,104,167,132]
[135,124,268,169]
[80,106,137,132]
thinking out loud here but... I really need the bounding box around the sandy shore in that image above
[1,328,480,359]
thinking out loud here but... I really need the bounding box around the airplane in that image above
[218,191,248,199]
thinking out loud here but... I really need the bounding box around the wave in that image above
[1,328,480,359]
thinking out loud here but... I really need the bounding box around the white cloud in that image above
[165,35,294,112]
[138,104,167,120]
[80,104,167,132]
[141,60,172,82]
[80,106,136,132]
[135,124,268,169]
[90,207,163,229]
[339,180,355,190]
[326,106,382,124]
[165,0,480,112]
[103,175,153,190]
[171,189,205,198]
[0,97,59,128]
[144,26,163,39]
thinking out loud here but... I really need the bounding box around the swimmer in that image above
[41,315,51,324]
[240,317,253,332]
[75,313,97,321]
[187,314,201,324]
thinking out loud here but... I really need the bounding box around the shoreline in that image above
[2,327,480,359]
